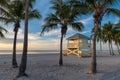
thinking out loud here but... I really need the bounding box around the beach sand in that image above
[0,53,120,80]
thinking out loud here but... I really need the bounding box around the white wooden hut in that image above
[64,33,91,57]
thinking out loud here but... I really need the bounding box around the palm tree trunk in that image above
[110,39,114,55]
[99,24,102,53]
[89,30,97,74]
[89,22,98,74]
[59,32,63,66]
[88,12,104,74]
[100,39,102,53]
[12,30,18,68]
[108,42,112,55]
[17,0,29,77]
[0,5,1,14]
[116,43,120,54]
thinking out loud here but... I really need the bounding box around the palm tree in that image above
[0,26,7,37]
[113,23,120,54]
[0,0,41,68]
[102,22,116,55]
[41,0,84,66]
[84,0,120,74]
[101,28,112,55]
[17,0,41,77]
[114,32,120,54]
[17,0,29,77]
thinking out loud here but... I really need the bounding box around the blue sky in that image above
[0,0,120,50]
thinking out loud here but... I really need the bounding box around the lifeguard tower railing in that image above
[67,43,91,49]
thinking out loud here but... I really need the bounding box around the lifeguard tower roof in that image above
[67,33,91,40]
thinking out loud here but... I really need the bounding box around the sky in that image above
[0,0,120,50]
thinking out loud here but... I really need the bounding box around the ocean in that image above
[0,50,118,54]
[0,50,60,54]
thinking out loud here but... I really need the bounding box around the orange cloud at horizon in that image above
[0,40,67,50]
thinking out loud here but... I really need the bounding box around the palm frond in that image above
[28,9,41,20]
[85,0,96,7]
[0,26,7,38]
[70,22,84,32]
[28,0,36,8]
[51,0,71,19]
[106,0,118,5]
[21,0,36,9]
[105,8,120,17]
[45,14,61,24]
[0,7,10,17]
[10,0,24,17]
[51,0,63,10]
[40,22,58,36]
[0,0,41,25]
[0,17,15,24]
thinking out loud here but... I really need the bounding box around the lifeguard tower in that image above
[64,33,91,57]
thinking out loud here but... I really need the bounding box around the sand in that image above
[0,53,120,80]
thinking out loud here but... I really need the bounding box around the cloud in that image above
[42,29,61,37]
[0,27,63,50]
[79,30,91,34]
[0,38,23,44]
[1,0,119,51]
[0,25,118,51]
[80,16,93,25]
